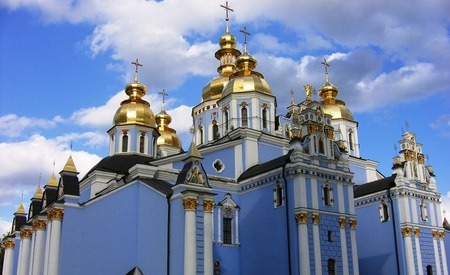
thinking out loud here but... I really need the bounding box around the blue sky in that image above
[1,0,450,235]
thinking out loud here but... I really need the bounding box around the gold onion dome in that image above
[318,59,354,121]
[113,59,156,127]
[202,18,241,102]
[156,107,181,148]
[222,27,272,97]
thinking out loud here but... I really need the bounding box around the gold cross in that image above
[321,58,330,82]
[131,58,143,82]
[240,27,251,53]
[220,1,233,21]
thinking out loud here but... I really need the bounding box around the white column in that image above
[235,208,240,245]
[339,218,349,275]
[414,228,423,275]
[42,218,52,275]
[203,200,214,275]
[2,240,15,275]
[183,197,198,275]
[295,212,310,275]
[350,220,359,275]
[217,207,222,244]
[28,230,36,275]
[311,214,322,274]
[439,231,448,275]
[30,220,47,275]
[433,231,442,275]
[18,228,33,275]
[48,208,64,275]
[402,227,416,275]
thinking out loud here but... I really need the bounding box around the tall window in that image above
[319,137,325,154]
[322,181,333,206]
[273,182,284,208]
[122,134,128,152]
[198,126,204,145]
[223,217,232,244]
[241,107,248,127]
[139,133,145,153]
[225,110,229,132]
[262,108,268,129]
[328,259,336,275]
[379,200,389,222]
[427,265,433,275]
[349,130,354,151]
[420,199,428,221]
[213,124,219,141]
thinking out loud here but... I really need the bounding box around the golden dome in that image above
[202,30,241,102]
[113,81,156,127]
[319,81,354,121]
[156,109,181,148]
[222,53,272,97]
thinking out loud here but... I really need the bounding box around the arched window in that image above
[323,181,333,206]
[379,200,389,222]
[349,130,354,151]
[241,107,248,127]
[328,259,336,275]
[420,199,428,221]
[262,108,268,129]
[122,134,128,152]
[213,124,219,141]
[217,193,240,246]
[139,133,145,153]
[319,137,325,154]
[198,127,204,145]
[273,182,284,208]
[225,110,229,132]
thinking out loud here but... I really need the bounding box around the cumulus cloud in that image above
[430,115,450,138]
[0,114,63,137]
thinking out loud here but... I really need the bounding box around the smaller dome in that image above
[113,82,156,127]
[222,75,272,97]
[319,81,354,121]
[219,31,237,50]
[156,109,181,148]
[202,76,230,101]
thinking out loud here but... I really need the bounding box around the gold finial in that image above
[220,1,234,32]
[321,58,330,83]
[240,27,251,54]
[131,58,143,83]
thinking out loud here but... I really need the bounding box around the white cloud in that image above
[0,114,62,137]
[0,219,12,237]
[440,191,450,224]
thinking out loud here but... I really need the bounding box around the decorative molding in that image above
[312,214,320,225]
[3,240,15,249]
[401,227,413,237]
[294,212,308,224]
[20,228,33,239]
[32,220,47,231]
[183,197,199,211]
[414,228,420,237]
[47,208,64,221]
[349,219,357,230]
[339,217,347,228]
[440,231,445,240]
[432,230,439,240]
[203,200,215,212]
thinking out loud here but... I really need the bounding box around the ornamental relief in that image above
[294,212,309,224]
[20,229,33,239]
[414,228,420,237]
[47,208,64,221]
[440,231,445,240]
[312,214,320,225]
[3,240,15,249]
[183,197,199,211]
[401,227,413,237]
[339,218,347,228]
[32,220,47,231]
[203,200,215,212]
[432,230,439,239]
[349,219,357,230]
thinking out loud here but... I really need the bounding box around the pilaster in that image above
[295,212,310,275]
[2,240,15,275]
[401,226,415,274]
[203,199,214,275]
[183,196,199,275]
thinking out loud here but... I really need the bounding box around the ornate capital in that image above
[432,230,439,239]
[32,220,47,231]
[20,229,33,239]
[440,231,445,240]
[183,197,199,211]
[401,227,413,237]
[414,228,420,237]
[312,214,320,225]
[47,208,64,221]
[203,200,215,212]
[294,212,308,224]
[339,218,347,228]
[349,219,357,230]
[3,240,15,249]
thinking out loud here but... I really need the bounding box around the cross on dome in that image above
[321,58,330,83]
[159,89,168,109]
[240,27,251,54]
[220,1,233,22]
[131,59,143,82]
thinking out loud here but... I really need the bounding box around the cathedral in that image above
[2,2,448,275]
